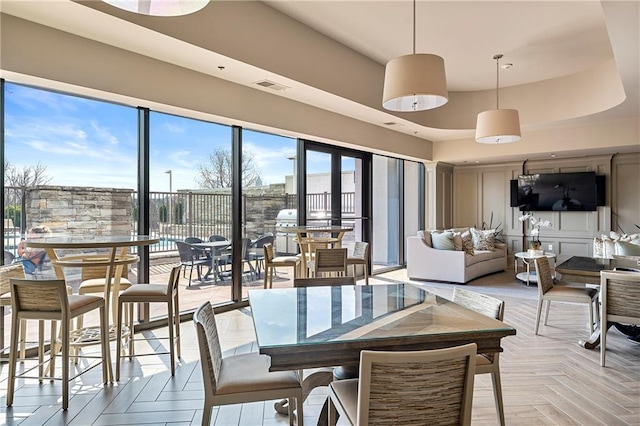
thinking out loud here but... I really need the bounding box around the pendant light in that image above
[102,0,209,16]
[475,54,521,143]
[382,0,448,112]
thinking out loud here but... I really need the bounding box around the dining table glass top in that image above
[249,283,514,349]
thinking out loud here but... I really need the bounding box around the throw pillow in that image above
[470,227,495,251]
[461,231,475,255]
[418,230,432,247]
[615,241,640,257]
[431,231,456,251]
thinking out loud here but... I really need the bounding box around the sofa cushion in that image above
[465,247,503,267]
[470,227,495,251]
[431,231,456,250]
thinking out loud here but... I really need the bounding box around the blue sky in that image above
[4,82,334,192]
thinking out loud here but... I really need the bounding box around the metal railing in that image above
[3,187,355,255]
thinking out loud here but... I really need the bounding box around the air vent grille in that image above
[255,80,290,91]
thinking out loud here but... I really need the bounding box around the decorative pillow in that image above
[470,227,495,251]
[593,237,605,258]
[452,231,474,255]
[461,231,475,255]
[615,240,640,257]
[431,231,456,251]
[418,230,432,247]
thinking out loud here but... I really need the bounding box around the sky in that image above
[4,82,348,192]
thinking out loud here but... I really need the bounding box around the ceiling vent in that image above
[255,80,290,91]
[383,122,403,126]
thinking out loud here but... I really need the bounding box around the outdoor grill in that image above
[275,209,298,255]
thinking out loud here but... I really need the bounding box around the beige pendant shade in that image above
[475,54,521,144]
[102,0,208,16]
[383,54,449,112]
[475,109,521,144]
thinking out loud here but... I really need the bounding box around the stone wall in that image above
[26,186,133,236]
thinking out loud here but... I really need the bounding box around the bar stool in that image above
[7,278,110,410]
[115,265,182,380]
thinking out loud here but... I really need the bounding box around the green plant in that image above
[480,212,504,243]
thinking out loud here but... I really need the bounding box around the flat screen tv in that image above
[516,172,598,211]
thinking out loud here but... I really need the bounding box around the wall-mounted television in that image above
[511,172,603,211]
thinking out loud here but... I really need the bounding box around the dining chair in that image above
[599,270,640,367]
[294,276,355,287]
[346,242,369,285]
[251,234,275,276]
[452,288,506,426]
[115,265,182,380]
[185,236,211,261]
[7,278,111,410]
[176,241,211,286]
[534,256,599,335]
[327,343,477,426]
[193,301,304,426]
[263,243,300,289]
[310,248,347,277]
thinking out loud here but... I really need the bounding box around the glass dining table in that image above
[249,282,516,423]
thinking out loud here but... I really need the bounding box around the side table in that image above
[514,251,556,286]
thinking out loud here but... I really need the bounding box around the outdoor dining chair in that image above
[176,241,211,286]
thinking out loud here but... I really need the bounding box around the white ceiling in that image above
[2,0,638,163]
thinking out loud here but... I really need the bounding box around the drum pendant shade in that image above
[475,54,521,144]
[102,0,209,16]
[476,109,521,144]
[382,54,449,112]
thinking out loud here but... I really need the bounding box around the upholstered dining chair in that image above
[193,301,304,426]
[452,288,506,426]
[346,242,369,285]
[534,256,599,335]
[263,243,300,289]
[309,248,347,277]
[115,265,182,381]
[7,278,110,410]
[599,270,640,367]
[327,343,477,426]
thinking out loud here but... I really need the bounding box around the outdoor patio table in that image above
[190,240,232,282]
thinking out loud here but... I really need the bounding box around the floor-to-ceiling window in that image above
[240,129,297,294]
[149,111,233,312]
[372,155,401,270]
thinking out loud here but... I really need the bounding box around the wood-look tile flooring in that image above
[1,269,639,425]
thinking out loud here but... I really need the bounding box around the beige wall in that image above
[451,152,639,263]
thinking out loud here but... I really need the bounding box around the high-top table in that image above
[24,234,159,381]
[249,282,516,424]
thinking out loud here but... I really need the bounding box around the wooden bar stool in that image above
[7,278,110,410]
[115,265,182,380]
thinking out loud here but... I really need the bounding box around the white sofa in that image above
[407,229,507,284]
